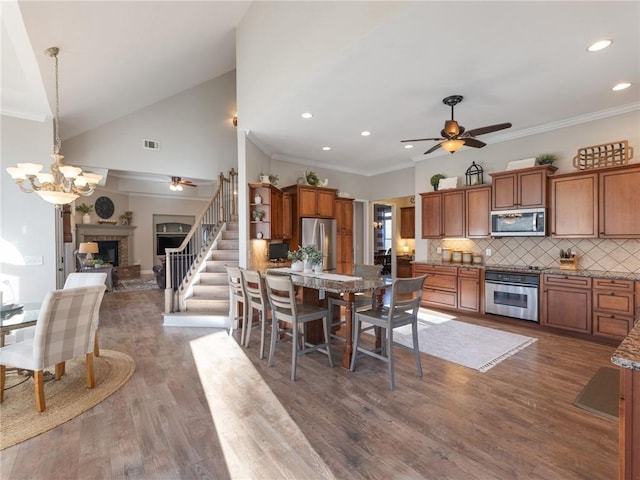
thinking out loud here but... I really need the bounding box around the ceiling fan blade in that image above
[466,122,512,137]
[424,143,442,155]
[462,137,486,148]
[181,182,197,187]
[401,137,443,143]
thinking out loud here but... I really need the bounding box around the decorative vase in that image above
[291,261,303,272]
[313,264,323,274]
[260,175,270,184]
[303,261,312,273]
[82,213,91,224]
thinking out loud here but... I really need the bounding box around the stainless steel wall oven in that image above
[484,270,540,322]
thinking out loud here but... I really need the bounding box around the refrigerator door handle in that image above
[319,223,325,267]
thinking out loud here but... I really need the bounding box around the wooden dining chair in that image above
[0,284,106,412]
[240,268,270,359]
[225,265,246,343]
[350,274,427,390]
[327,263,383,341]
[264,274,333,381]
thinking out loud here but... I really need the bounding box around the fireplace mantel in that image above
[76,224,136,238]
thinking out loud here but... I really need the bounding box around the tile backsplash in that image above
[429,237,640,273]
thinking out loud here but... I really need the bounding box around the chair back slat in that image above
[225,266,244,298]
[264,274,296,317]
[32,285,106,368]
[354,264,383,279]
[241,269,269,307]
[389,275,427,316]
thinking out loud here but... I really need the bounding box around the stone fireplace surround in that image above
[75,224,136,267]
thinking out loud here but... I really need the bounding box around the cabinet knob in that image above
[611,315,615,318]
[610,292,615,296]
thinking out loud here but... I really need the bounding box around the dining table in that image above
[266,268,392,368]
[0,303,40,347]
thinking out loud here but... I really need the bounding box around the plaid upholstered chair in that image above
[63,272,107,357]
[0,284,106,412]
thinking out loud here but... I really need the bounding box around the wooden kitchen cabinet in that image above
[458,267,482,313]
[289,185,336,218]
[249,182,286,240]
[592,278,635,340]
[400,206,415,239]
[491,165,557,210]
[465,186,491,237]
[282,192,292,239]
[619,367,640,480]
[335,197,354,274]
[550,172,598,238]
[599,164,640,238]
[541,274,592,334]
[442,191,465,237]
[397,256,413,278]
[414,264,458,310]
[421,193,443,238]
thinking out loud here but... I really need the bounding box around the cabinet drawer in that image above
[593,278,634,292]
[424,274,457,291]
[422,265,458,276]
[423,289,457,309]
[593,312,634,339]
[457,267,480,279]
[593,290,634,316]
[543,274,592,289]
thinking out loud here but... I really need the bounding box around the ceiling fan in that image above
[401,95,512,155]
[169,176,197,191]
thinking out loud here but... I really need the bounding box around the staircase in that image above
[162,169,239,328]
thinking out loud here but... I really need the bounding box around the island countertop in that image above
[612,322,640,371]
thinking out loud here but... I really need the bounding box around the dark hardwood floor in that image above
[1,287,618,479]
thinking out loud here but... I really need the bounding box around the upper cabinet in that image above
[400,206,415,239]
[284,185,336,218]
[490,165,557,210]
[335,197,354,274]
[550,164,640,239]
[248,182,291,240]
[420,185,490,239]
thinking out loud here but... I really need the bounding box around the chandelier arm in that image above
[16,179,35,194]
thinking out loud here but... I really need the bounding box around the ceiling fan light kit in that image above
[401,94,512,155]
[169,176,197,191]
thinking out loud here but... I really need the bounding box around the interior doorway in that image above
[373,203,393,277]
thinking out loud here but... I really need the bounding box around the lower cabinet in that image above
[541,274,592,334]
[397,256,412,278]
[413,264,483,312]
[592,278,635,340]
[458,267,481,313]
[619,367,640,480]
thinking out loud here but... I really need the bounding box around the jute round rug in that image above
[0,349,135,450]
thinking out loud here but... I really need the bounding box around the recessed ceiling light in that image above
[322,146,331,151]
[360,131,371,136]
[404,144,414,149]
[587,39,612,52]
[612,82,631,91]
[301,112,313,119]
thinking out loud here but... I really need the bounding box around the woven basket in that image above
[573,140,633,170]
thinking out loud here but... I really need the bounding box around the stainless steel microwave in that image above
[490,208,546,237]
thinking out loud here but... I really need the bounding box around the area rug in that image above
[113,275,158,293]
[573,366,620,422]
[377,308,537,372]
[0,350,135,450]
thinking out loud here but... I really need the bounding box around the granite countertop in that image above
[612,322,640,371]
[412,261,640,280]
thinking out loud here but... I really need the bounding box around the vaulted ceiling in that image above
[2,1,639,180]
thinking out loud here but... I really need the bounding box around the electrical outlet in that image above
[485,248,492,257]
[24,255,43,265]
[436,247,442,254]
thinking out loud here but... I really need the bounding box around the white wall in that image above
[63,71,238,180]
[1,115,57,302]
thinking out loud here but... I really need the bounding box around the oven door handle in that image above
[485,280,538,288]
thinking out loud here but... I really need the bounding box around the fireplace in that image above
[96,240,119,266]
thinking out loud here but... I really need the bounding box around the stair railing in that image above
[163,168,237,312]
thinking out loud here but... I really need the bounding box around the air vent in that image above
[143,139,160,150]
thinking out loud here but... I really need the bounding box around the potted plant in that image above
[75,203,94,224]
[252,210,265,221]
[119,211,133,225]
[93,258,105,269]
[535,153,557,165]
[305,170,320,186]
[288,247,305,271]
[260,173,279,185]
[430,174,446,191]
[304,245,324,273]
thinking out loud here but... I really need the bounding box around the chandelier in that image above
[5,47,102,206]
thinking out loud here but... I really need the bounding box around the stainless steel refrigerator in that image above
[300,218,337,271]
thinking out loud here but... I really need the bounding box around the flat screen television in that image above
[268,242,289,261]
[157,235,187,255]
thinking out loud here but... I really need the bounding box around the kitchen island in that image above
[612,323,640,480]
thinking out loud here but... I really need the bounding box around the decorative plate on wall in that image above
[95,196,115,219]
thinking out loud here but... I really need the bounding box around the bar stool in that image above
[240,268,270,359]
[264,274,333,381]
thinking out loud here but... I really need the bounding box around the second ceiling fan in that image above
[401,95,512,155]
[169,176,197,191]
